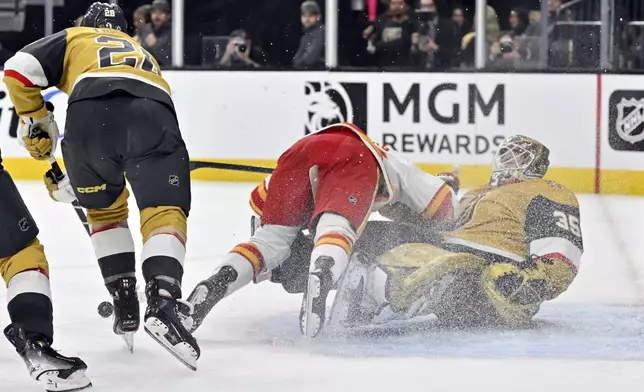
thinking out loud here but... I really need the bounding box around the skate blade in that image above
[40,369,92,392]
[144,317,198,371]
[327,268,352,332]
[301,275,322,338]
[121,332,135,353]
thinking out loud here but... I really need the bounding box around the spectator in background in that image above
[219,29,268,68]
[411,0,460,69]
[524,10,542,36]
[509,9,528,36]
[452,6,471,45]
[132,5,151,44]
[489,31,522,69]
[140,0,172,66]
[293,1,325,68]
[461,5,500,67]
[365,0,416,67]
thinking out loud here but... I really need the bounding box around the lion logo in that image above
[304,82,354,134]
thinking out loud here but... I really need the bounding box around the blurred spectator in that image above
[411,0,460,69]
[489,31,522,69]
[509,9,529,36]
[461,5,500,67]
[365,0,416,66]
[133,5,152,44]
[140,0,172,66]
[74,15,84,27]
[219,29,268,68]
[524,11,542,36]
[293,1,325,68]
[452,6,471,45]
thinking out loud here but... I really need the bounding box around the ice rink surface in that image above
[1,182,643,392]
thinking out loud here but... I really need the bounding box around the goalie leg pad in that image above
[378,244,487,314]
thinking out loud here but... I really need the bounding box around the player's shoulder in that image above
[518,179,579,208]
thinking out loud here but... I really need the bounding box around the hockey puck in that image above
[98,301,114,318]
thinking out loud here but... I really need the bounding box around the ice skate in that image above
[144,278,200,371]
[300,256,342,338]
[183,266,238,333]
[108,276,139,352]
[328,253,384,330]
[4,325,92,392]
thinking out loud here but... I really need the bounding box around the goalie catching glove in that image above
[481,256,556,326]
[19,104,60,160]
[44,169,77,203]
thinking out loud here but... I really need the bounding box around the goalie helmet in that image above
[490,135,550,187]
[80,2,127,32]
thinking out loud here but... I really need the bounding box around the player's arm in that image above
[4,30,67,159]
[3,30,67,121]
[399,164,459,224]
[525,194,583,300]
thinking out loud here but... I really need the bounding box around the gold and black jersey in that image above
[3,27,171,121]
[444,179,583,273]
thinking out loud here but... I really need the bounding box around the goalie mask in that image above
[490,135,550,187]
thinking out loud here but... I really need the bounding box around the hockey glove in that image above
[44,170,77,203]
[481,262,547,326]
[19,110,60,160]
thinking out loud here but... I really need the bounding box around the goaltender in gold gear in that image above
[334,135,584,328]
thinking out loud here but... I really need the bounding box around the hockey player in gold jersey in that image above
[3,2,199,369]
[330,135,583,329]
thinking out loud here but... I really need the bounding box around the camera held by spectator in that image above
[219,29,268,68]
[489,32,522,68]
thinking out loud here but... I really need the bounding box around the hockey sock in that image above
[311,213,357,282]
[7,271,53,342]
[91,223,136,290]
[141,233,185,298]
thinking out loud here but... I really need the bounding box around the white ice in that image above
[1,182,643,392]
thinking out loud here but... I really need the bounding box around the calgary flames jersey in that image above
[444,179,583,276]
[249,122,457,224]
[3,27,170,122]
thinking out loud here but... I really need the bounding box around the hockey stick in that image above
[189,160,274,174]
[27,101,90,235]
[45,156,90,235]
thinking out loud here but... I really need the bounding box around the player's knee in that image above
[140,206,187,242]
[0,239,49,285]
[312,213,357,256]
[87,188,130,227]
